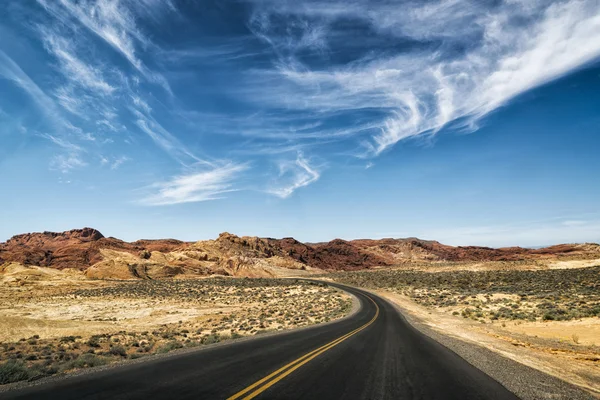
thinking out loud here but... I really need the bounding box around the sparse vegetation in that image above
[0,278,352,386]
[329,266,600,323]
[0,360,31,385]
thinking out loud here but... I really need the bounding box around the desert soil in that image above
[0,275,351,385]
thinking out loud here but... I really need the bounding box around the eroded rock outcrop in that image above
[1,228,599,280]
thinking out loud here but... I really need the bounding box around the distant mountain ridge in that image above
[1,228,599,279]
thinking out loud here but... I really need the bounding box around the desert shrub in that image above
[201,334,220,345]
[542,313,555,321]
[0,360,31,384]
[109,345,127,357]
[87,336,101,348]
[73,353,107,368]
[61,354,107,371]
[156,341,183,354]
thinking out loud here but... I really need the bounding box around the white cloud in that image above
[36,0,172,92]
[40,133,82,152]
[131,95,152,114]
[50,153,88,173]
[140,163,249,205]
[37,0,144,71]
[267,153,320,198]
[110,156,129,170]
[0,50,65,127]
[246,0,600,155]
[132,108,206,166]
[42,32,115,95]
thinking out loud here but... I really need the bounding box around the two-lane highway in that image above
[1,282,519,399]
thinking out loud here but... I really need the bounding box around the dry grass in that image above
[0,277,351,385]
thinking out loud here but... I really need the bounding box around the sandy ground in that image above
[0,275,353,386]
[375,258,600,273]
[375,289,600,396]
[0,279,350,343]
[547,259,600,270]
[501,319,600,346]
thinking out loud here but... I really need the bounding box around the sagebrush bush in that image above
[109,345,127,357]
[156,341,183,354]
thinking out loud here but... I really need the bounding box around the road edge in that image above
[0,281,361,394]
[354,284,598,400]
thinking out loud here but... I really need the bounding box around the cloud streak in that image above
[42,32,115,95]
[140,163,249,206]
[4,0,599,204]
[0,50,65,127]
[267,153,320,198]
[246,0,600,155]
[36,0,172,92]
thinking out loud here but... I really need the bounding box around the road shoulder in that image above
[0,282,361,394]
[372,288,598,400]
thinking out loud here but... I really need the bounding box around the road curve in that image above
[1,281,519,400]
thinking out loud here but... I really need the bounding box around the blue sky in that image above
[1,0,599,247]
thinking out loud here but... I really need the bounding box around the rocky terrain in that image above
[0,229,320,280]
[1,228,599,280]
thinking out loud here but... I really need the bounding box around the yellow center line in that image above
[226,294,380,400]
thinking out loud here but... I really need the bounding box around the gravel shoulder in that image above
[372,288,598,400]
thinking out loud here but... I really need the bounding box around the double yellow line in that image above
[226,295,380,400]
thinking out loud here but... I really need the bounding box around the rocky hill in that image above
[0,228,186,271]
[350,238,600,263]
[1,228,599,280]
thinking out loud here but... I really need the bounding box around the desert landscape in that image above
[0,272,351,385]
[1,228,599,396]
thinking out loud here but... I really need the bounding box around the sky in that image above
[0,0,599,247]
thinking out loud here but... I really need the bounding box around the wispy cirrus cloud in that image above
[140,163,249,206]
[131,105,210,167]
[267,153,321,198]
[37,0,144,70]
[4,0,599,206]
[245,0,600,155]
[50,153,88,173]
[100,155,129,170]
[31,0,200,176]
[36,0,172,92]
[42,32,115,95]
[40,133,88,173]
[0,49,65,127]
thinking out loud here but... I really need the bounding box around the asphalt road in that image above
[1,281,519,400]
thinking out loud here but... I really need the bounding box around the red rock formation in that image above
[1,228,598,273]
[0,228,189,270]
